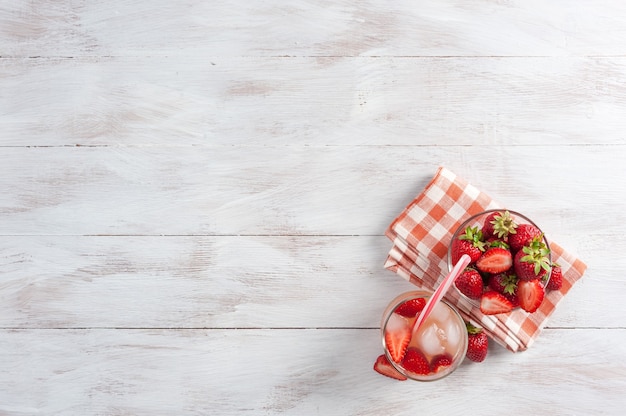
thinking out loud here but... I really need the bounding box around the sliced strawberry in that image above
[430,354,453,373]
[384,314,411,363]
[475,247,513,274]
[401,348,431,375]
[479,291,513,315]
[395,298,426,318]
[517,279,545,313]
[373,354,407,381]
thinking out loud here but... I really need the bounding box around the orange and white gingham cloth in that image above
[384,167,587,352]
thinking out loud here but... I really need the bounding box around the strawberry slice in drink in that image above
[431,353,453,373]
[401,348,431,375]
[384,313,411,363]
[394,298,426,318]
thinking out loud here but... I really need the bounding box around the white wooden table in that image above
[2,1,625,414]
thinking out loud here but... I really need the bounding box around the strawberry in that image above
[479,291,513,315]
[513,237,551,281]
[454,267,484,299]
[482,210,517,239]
[517,279,545,313]
[401,348,431,375]
[466,323,488,363]
[395,298,426,318]
[373,354,407,381]
[509,223,542,252]
[489,272,518,296]
[430,354,453,373]
[504,291,520,308]
[475,247,513,274]
[450,226,486,264]
[486,238,510,250]
[546,264,563,291]
[384,315,411,363]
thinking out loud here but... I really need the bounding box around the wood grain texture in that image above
[0,234,620,330]
[3,0,626,57]
[0,145,623,236]
[2,57,626,146]
[0,235,626,328]
[0,329,624,415]
[0,235,408,329]
[2,0,626,414]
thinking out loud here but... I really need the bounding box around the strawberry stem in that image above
[466,322,483,335]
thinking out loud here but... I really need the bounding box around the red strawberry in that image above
[489,272,518,296]
[466,323,488,363]
[504,291,520,308]
[546,264,563,291]
[430,354,453,373]
[454,268,484,300]
[479,291,513,315]
[395,298,426,318]
[451,226,486,264]
[373,354,407,381]
[475,247,513,274]
[517,279,545,313]
[482,210,517,239]
[481,212,499,240]
[486,238,510,250]
[509,223,542,252]
[401,348,431,375]
[384,315,411,363]
[513,238,551,281]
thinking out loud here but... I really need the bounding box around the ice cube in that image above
[414,322,446,357]
[428,302,451,325]
[444,319,462,355]
[436,325,447,342]
[386,312,409,333]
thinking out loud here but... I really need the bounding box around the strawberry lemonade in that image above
[381,291,468,381]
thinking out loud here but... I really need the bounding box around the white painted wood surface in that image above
[1,1,625,414]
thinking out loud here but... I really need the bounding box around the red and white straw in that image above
[412,254,471,332]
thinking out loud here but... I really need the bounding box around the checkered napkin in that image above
[384,167,587,352]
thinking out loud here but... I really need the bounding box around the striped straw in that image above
[412,254,471,333]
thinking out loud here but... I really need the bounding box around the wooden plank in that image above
[0,235,408,329]
[0,234,615,329]
[0,145,623,236]
[0,328,624,414]
[3,56,626,146]
[3,1,626,57]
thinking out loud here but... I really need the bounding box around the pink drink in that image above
[381,290,468,381]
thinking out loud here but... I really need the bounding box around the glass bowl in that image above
[446,209,552,310]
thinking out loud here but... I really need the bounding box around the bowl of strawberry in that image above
[447,209,562,315]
